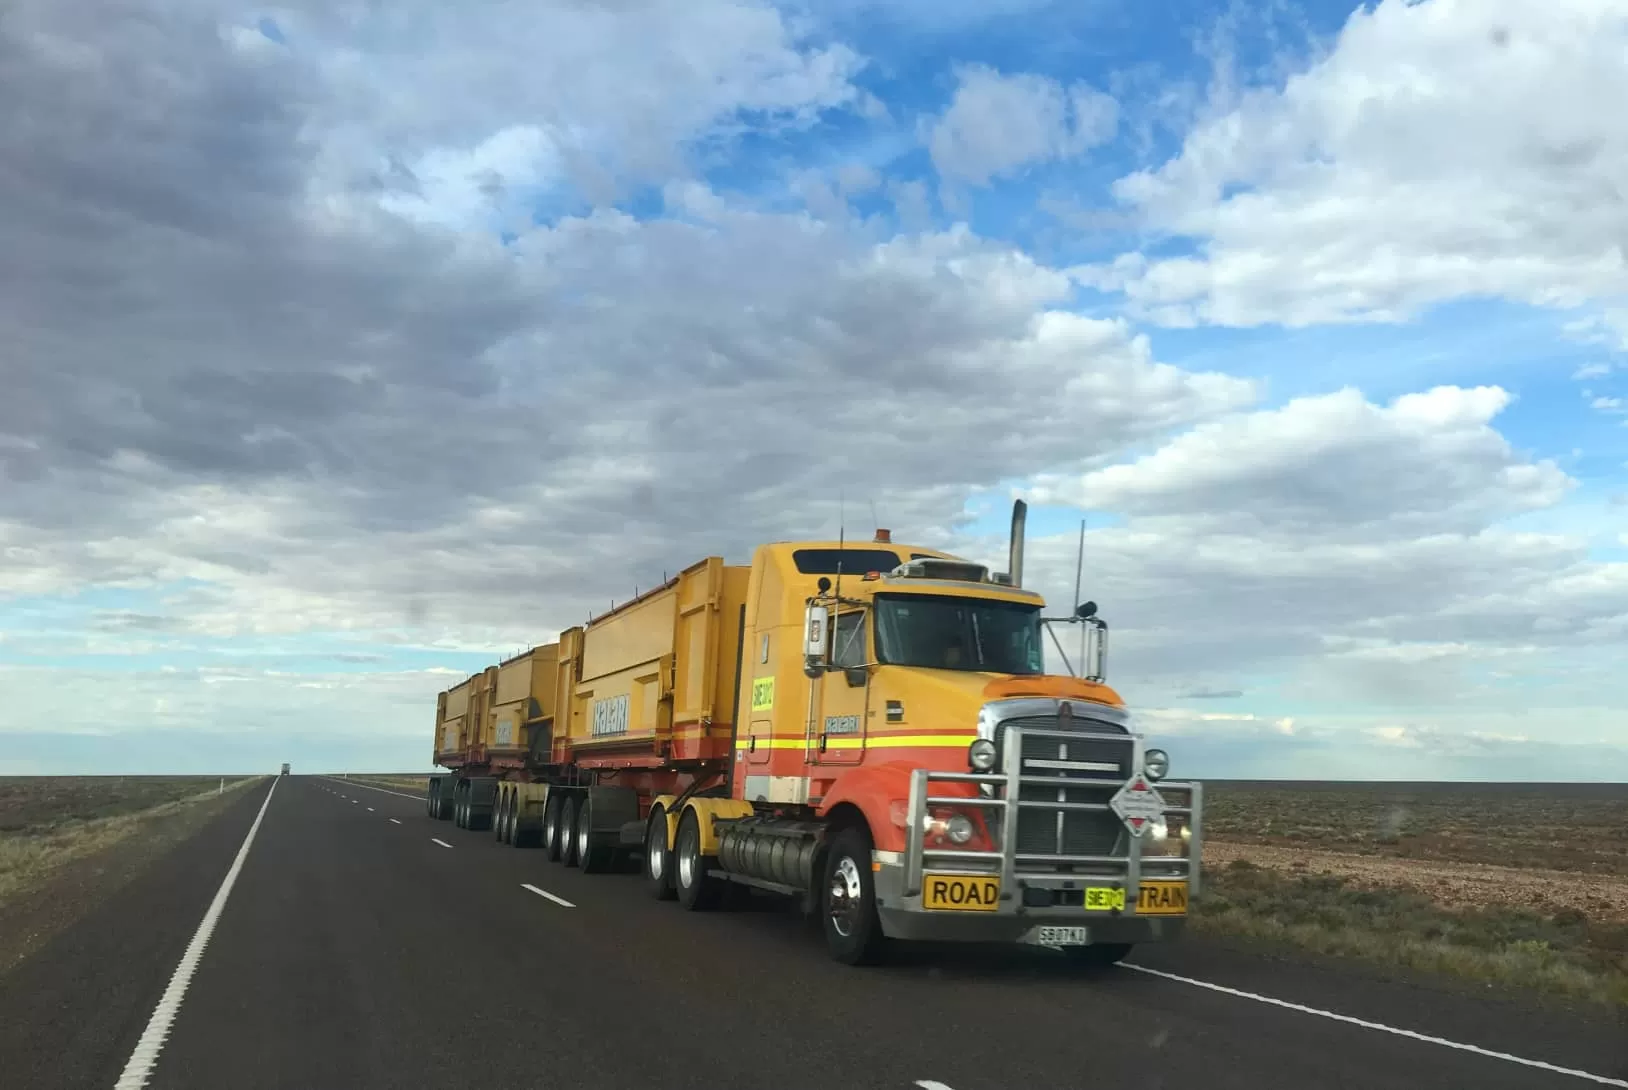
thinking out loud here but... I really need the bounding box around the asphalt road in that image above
[2,775,1625,1090]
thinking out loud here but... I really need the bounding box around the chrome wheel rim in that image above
[647,828,665,880]
[828,855,863,938]
[677,831,695,888]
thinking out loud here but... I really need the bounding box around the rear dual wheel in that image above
[493,789,509,842]
[674,810,723,911]
[543,794,565,861]
[644,807,676,901]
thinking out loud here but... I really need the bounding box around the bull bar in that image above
[900,722,1203,913]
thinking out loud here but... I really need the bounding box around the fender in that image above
[818,761,986,853]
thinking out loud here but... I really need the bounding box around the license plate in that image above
[921,873,1000,912]
[1036,925,1090,946]
[1137,880,1188,916]
[1084,886,1125,911]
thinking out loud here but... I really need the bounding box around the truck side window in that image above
[833,611,866,668]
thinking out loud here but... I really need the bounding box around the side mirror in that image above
[1076,600,1097,620]
[803,602,830,678]
[844,665,868,688]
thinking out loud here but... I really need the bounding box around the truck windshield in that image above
[873,594,1043,675]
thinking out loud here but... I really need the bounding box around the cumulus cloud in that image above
[2,0,1626,777]
[0,0,1253,655]
[1090,0,1628,335]
[928,64,1120,186]
[1006,382,1628,706]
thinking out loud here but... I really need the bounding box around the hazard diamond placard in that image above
[1109,776,1166,837]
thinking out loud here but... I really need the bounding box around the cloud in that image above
[2,0,1625,778]
[1032,385,1569,537]
[1005,382,1627,700]
[927,64,1120,186]
[0,0,1254,656]
[1090,0,1628,335]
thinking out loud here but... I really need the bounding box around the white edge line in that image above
[319,776,426,802]
[1122,964,1628,1088]
[388,818,402,824]
[431,838,453,848]
[522,883,576,908]
[113,776,279,1090]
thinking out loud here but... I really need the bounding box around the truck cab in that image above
[728,509,1200,964]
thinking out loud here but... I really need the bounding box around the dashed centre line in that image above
[522,884,575,908]
[388,818,402,825]
[431,838,453,849]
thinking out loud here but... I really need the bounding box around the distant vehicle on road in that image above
[280,763,291,776]
[426,498,1201,968]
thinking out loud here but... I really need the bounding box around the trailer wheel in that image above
[543,793,564,861]
[492,789,507,842]
[454,783,468,829]
[511,795,538,849]
[821,826,886,966]
[577,795,614,873]
[502,793,519,845]
[560,795,581,867]
[643,808,676,901]
[674,810,722,911]
[1062,943,1134,967]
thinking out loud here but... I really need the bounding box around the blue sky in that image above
[1,0,1625,777]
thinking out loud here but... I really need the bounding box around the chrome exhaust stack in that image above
[1007,499,1027,589]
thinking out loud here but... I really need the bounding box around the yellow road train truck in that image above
[429,500,1202,965]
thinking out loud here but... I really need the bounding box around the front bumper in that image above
[874,722,1204,947]
[872,859,1189,944]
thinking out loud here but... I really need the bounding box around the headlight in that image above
[946,814,974,844]
[967,738,997,771]
[1144,748,1169,781]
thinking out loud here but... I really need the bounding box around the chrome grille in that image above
[1001,717,1130,863]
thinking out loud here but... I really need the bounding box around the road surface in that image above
[1,776,1623,1089]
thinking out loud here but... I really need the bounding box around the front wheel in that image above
[821,826,886,966]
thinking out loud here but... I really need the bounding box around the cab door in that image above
[810,608,869,766]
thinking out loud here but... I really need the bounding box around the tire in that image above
[821,826,886,966]
[511,797,537,849]
[1061,943,1134,968]
[644,808,676,901]
[503,793,519,846]
[543,794,564,862]
[674,810,722,911]
[560,796,581,867]
[493,789,508,842]
[454,784,468,829]
[577,795,613,873]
